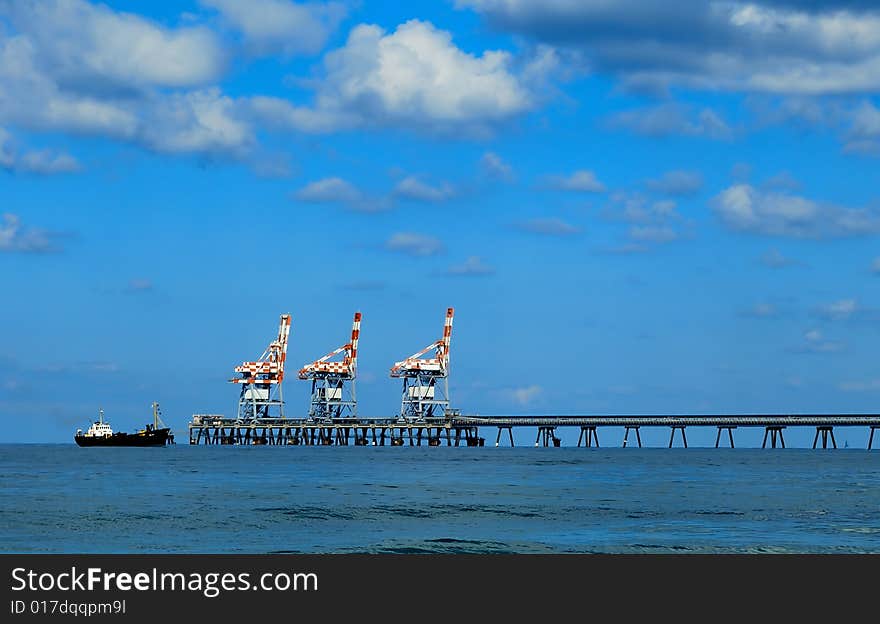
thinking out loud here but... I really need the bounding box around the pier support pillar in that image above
[536,426,560,447]
[715,426,736,448]
[668,425,688,448]
[813,426,837,449]
[577,426,599,448]
[762,426,786,449]
[495,426,514,447]
[622,426,642,448]
[869,426,878,450]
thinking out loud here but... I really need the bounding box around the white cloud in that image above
[392,176,455,202]
[259,19,535,134]
[844,101,880,155]
[0,127,81,174]
[480,151,514,181]
[813,298,880,323]
[201,0,346,57]
[605,192,680,225]
[514,217,581,236]
[713,184,880,238]
[2,0,225,91]
[645,170,703,196]
[512,384,542,406]
[446,256,495,276]
[817,299,858,321]
[458,0,880,95]
[295,177,362,203]
[0,5,254,160]
[384,232,444,257]
[795,328,844,353]
[542,169,605,192]
[139,89,253,156]
[293,176,390,212]
[602,191,689,246]
[608,104,733,140]
[245,96,358,133]
[0,213,60,253]
[0,33,139,137]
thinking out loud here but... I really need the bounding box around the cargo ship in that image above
[75,402,173,447]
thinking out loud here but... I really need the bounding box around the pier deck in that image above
[188,413,880,449]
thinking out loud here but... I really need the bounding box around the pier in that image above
[188,414,880,449]
[190,311,880,450]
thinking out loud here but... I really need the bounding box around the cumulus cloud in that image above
[383,232,444,257]
[0,128,81,174]
[139,88,253,156]
[2,0,225,91]
[844,101,880,155]
[608,104,733,140]
[0,3,256,159]
[201,0,346,57]
[541,169,605,192]
[0,213,62,253]
[252,19,535,135]
[813,298,880,323]
[393,176,455,202]
[458,0,880,95]
[816,299,858,321]
[602,191,690,246]
[792,328,844,353]
[480,151,514,181]
[712,184,880,238]
[295,177,362,203]
[446,256,495,276]
[293,176,391,212]
[514,217,581,236]
[645,170,703,196]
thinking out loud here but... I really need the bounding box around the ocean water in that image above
[1,444,879,554]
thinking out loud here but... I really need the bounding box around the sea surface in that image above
[2,444,879,553]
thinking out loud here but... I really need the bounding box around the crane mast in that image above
[390,307,454,422]
[298,312,361,421]
[229,314,291,421]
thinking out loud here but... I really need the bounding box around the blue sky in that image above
[1,0,879,444]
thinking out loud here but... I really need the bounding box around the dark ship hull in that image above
[75,428,171,447]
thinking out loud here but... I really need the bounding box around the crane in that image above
[390,307,454,421]
[299,312,361,421]
[230,314,291,421]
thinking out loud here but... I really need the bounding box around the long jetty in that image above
[188,413,880,449]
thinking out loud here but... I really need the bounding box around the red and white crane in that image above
[390,307,454,421]
[230,314,291,421]
[299,312,361,420]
